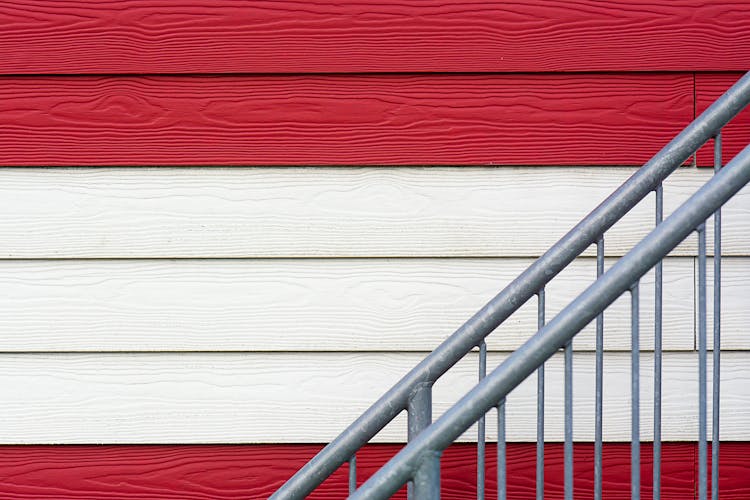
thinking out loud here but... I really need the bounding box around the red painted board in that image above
[0,74,692,166]
[702,443,750,500]
[696,73,750,167]
[1,1,749,74]
[0,443,699,499]
[492,443,696,500]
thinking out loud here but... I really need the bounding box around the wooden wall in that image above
[1,1,749,498]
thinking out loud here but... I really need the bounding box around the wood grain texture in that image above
[0,352,746,443]
[2,166,747,258]
[704,258,750,350]
[0,74,692,166]
[0,257,696,352]
[0,443,700,499]
[481,443,696,500]
[704,442,750,499]
[696,73,750,167]
[1,1,749,74]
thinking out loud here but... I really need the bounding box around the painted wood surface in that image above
[703,442,750,499]
[696,73,750,167]
[2,4,747,497]
[0,74,692,166]
[0,443,707,500]
[704,258,750,350]
[0,352,746,443]
[2,167,747,258]
[0,257,697,353]
[2,1,749,74]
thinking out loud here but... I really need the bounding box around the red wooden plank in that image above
[701,443,750,499]
[696,73,750,167]
[0,443,700,499]
[491,443,696,500]
[0,74,692,166]
[1,1,749,74]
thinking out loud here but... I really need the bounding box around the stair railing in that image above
[272,71,750,500]
[349,130,750,500]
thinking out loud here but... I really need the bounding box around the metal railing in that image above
[272,71,750,500]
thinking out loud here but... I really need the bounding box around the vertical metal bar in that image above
[631,282,640,500]
[497,399,506,500]
[564,339,573,500]
[349,455,357,495]
[408,383,435,500]
[537,289,546,500]
[654,184,663,500]
[712,133,722,500]
[478,341,487,500]
[595,238,604,500]
[698,223,708,500]
[413,451,441,500]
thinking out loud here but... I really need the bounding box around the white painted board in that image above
[703,257,750,350]
[0,167,746,258]
[0,352,745,444]
[0,257,695,351]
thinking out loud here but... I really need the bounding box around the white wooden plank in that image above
[703,257,750,350]
[0,167,746,258]
[0,352,745,443]
[0,257,694,352]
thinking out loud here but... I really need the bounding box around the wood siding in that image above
[3,1,750,498]
[0,352,747,443]
[2,1,748,74]
[0,257,698,352]
[1,167,747,258]
[0,443,714,499]
[696,73,750,166]
[0,74,692,166]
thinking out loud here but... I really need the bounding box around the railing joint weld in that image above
[408,381,433,402]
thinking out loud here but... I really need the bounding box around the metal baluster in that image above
[498,399,506,500]
[595,238,604,500]
[631,282,640,500]
[698,223,708,500]
[712,133,722,500]
[478,341,487,500]
[564,339,573,500]
[408,383,435,500]
[413,451,441,499]
[537,289,546,500]
[654,184,663,500]
[349,455,357,495]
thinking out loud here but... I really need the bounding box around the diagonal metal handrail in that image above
[272,71,750,500]
[349,139,750,500]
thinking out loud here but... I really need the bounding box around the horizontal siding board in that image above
[0,352,746,443]
[0,443,701,499]
[0,257,695,352]
[1,1,749,74]
[707,442,750,499]
[695,73,750,167]
[0,74,692,166]
[704,258,750,350]
[2,167,747,258]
